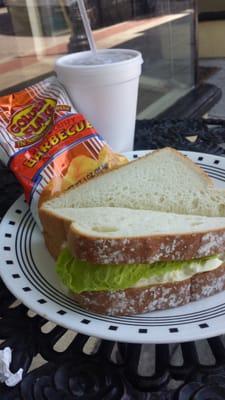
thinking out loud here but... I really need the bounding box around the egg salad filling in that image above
[56,247,223,293]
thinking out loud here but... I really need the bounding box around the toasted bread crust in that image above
[72,263,225,316]
[68,225,225,264]
[39,207,72,259]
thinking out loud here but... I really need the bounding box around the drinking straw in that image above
[77,0,97,53]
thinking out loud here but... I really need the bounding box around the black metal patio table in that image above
[1,118,225,399]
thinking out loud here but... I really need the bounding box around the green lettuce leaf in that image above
[56,247,219,293]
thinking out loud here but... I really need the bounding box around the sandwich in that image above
[39,148,225,315]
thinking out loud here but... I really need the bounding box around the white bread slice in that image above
[42,147,225,217]
[50,207,225,237]
[40,207,225,264]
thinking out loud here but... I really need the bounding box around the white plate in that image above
[1,150,225,344]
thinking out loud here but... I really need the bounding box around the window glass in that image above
[0,0,196,117]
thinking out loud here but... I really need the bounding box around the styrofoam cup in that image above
[55,49,143,152]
